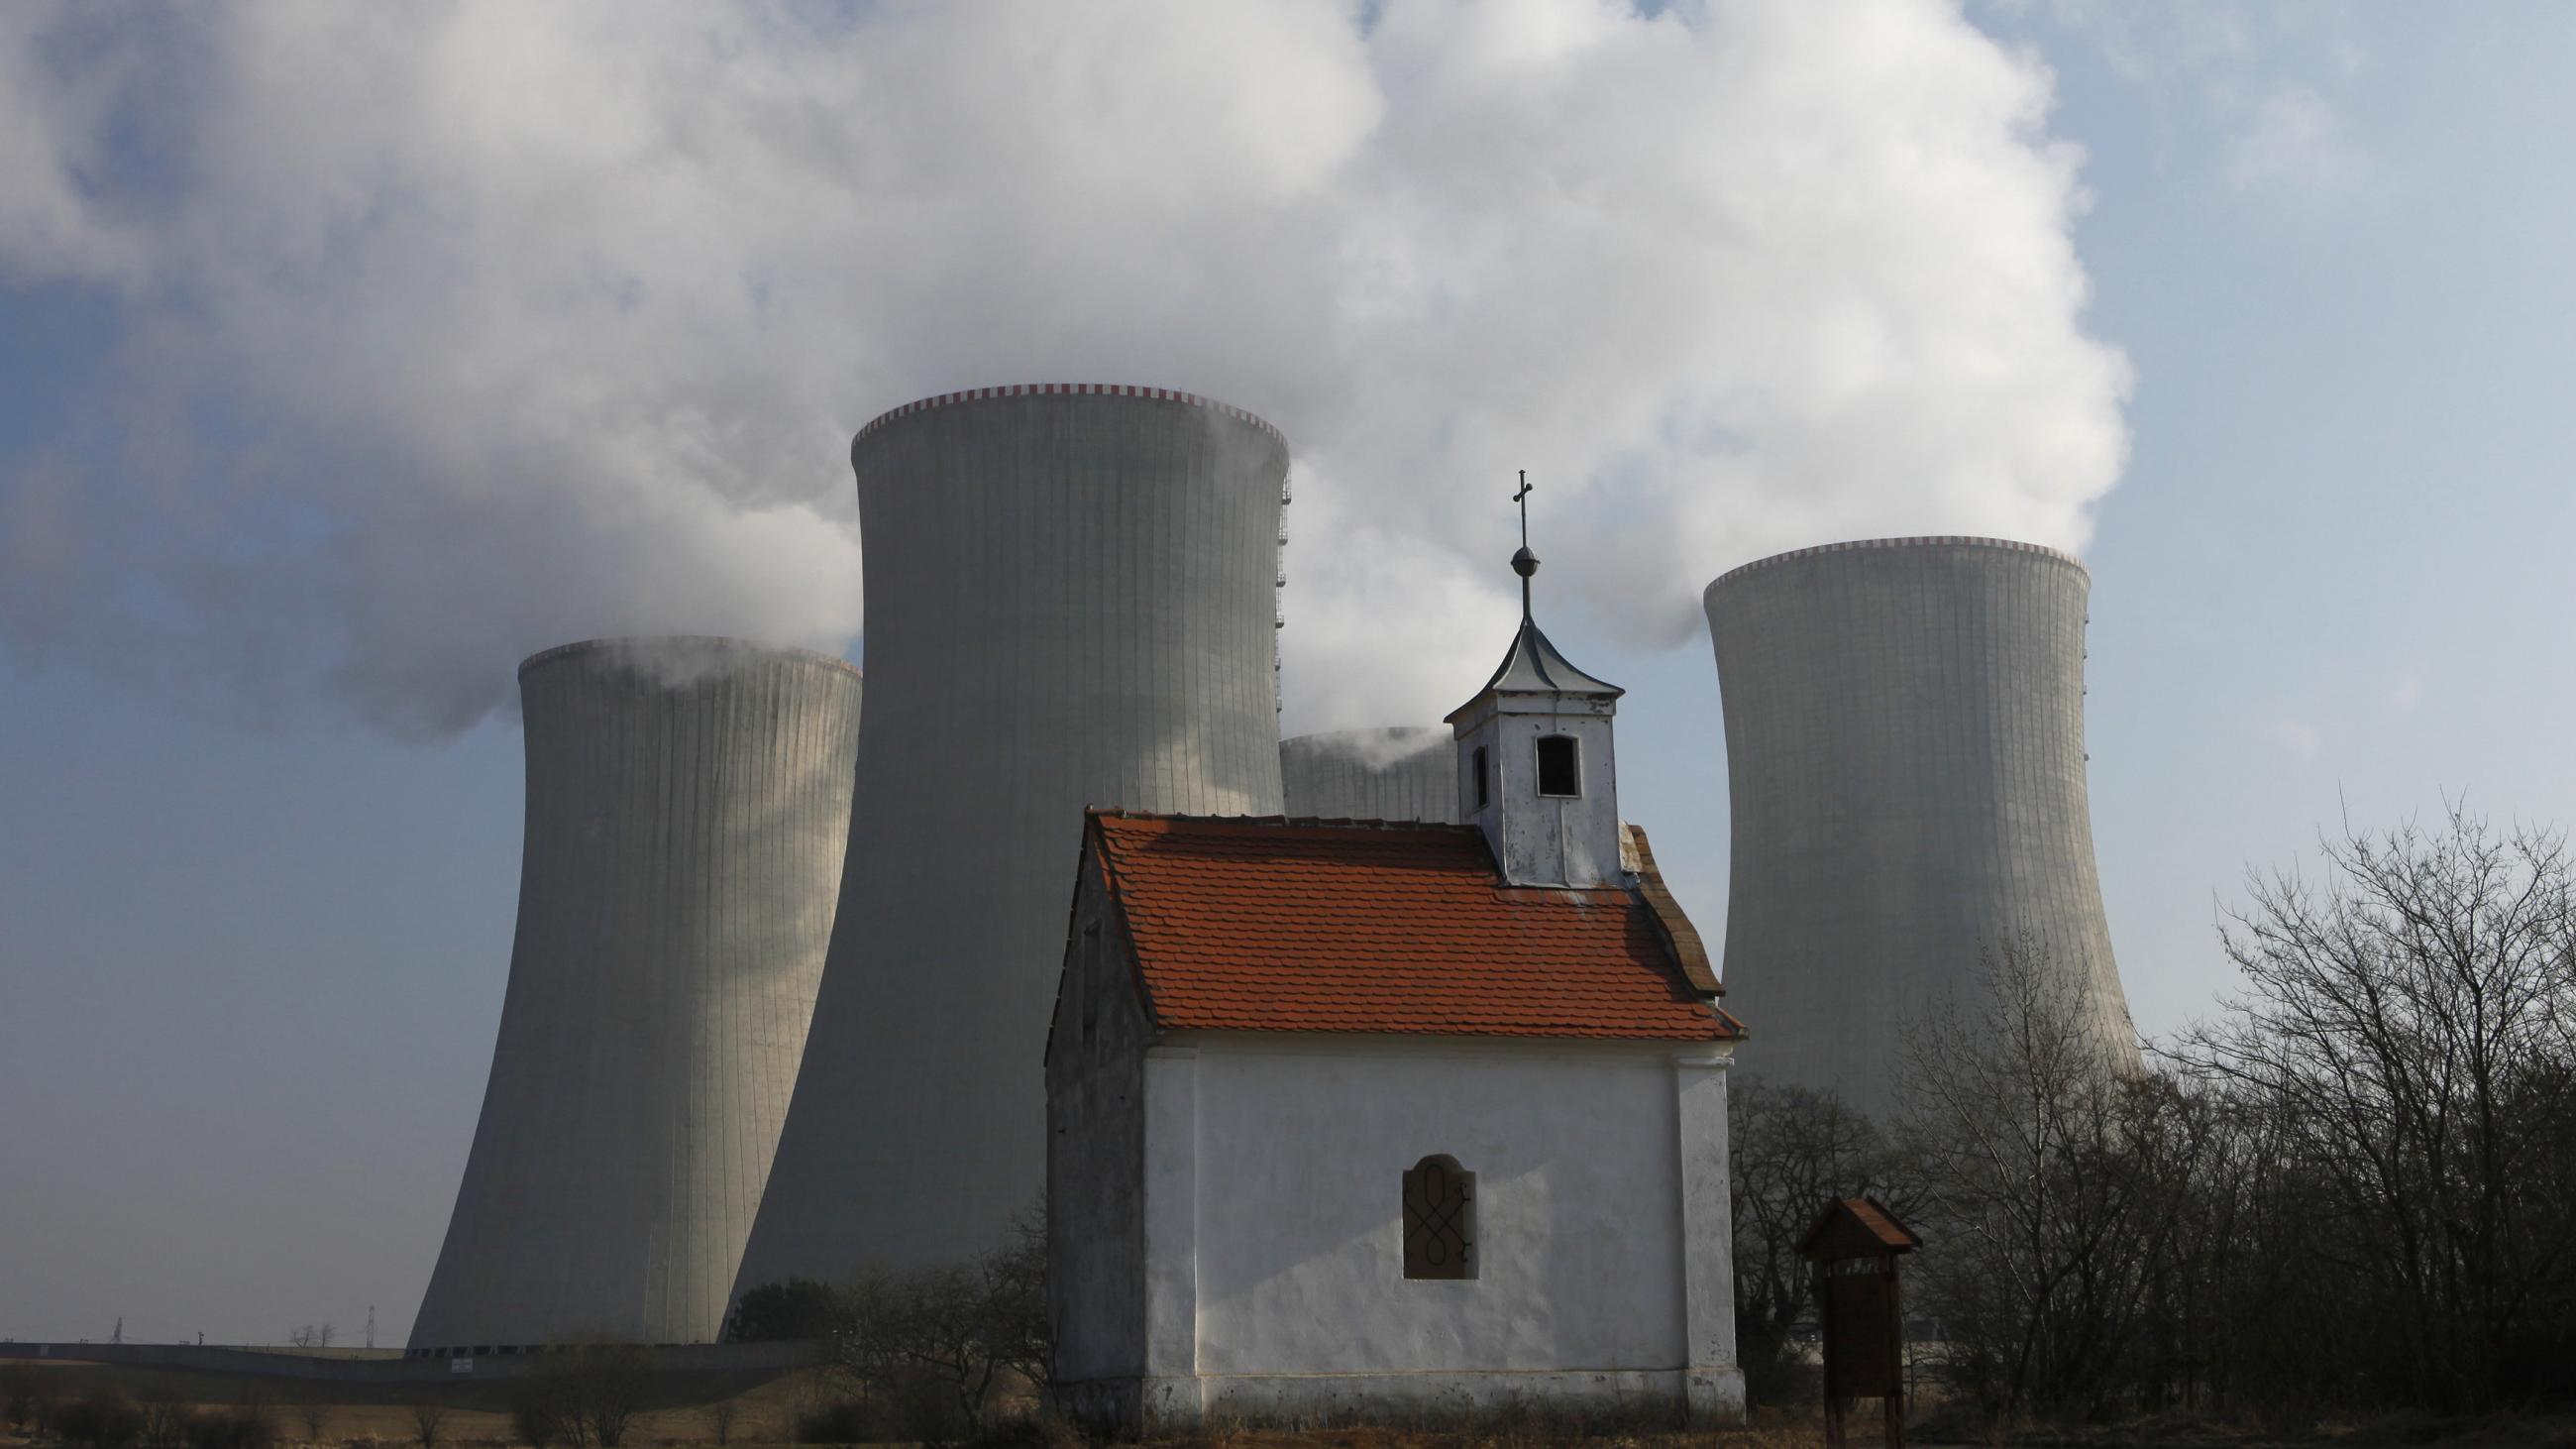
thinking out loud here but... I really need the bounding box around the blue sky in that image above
[5,1,2574,1345]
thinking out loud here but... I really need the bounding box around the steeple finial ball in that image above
[1512,545,1540,579]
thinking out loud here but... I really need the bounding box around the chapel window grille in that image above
[1536,734,1580,797]
[1403,1155,1476,1280]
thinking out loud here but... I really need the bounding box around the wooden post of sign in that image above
[1800,1198,1921,1449]
[1881,1254,1903,1448]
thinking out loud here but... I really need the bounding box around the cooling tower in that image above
[408,638,862,1352]
[1281,727,1459,823]
[1703,537,2134,1116]
[733,385,1288,1290]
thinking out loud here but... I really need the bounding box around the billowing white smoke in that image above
[0,0,2126,737]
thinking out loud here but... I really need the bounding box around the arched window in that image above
[1536,734,1580,797]
[1403,1155,1476,1280]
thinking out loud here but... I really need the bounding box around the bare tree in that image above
[568,1344,652,1449]
[840,1265,999,1435]
[512,1342,653,1449]
[295,1405,329,1447]
[284,1326,335,1351]
[826,1204,1051,1437]
[1897,933,2196,1418]
[978,1202,1051,1397]
[136,1382,191,1449]
[706,1397,735,1447]
[2181,804,2576,1411]
[1726,1078,1903,1403]
[508,1376,577,1449]
[406,1400,446,1449]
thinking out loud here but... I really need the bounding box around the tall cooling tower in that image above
[1703,537,2134,1116]
[733,385,1288,1290]
[1280,727,1458,822]
[409,638,863,1352]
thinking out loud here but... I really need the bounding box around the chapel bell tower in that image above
[1446,482,1626,889]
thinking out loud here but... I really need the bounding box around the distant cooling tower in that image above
[1281,727,1458,822]
[1704,537,2134,1115]
[409,638,863,1352]
[734,385,1288,1291]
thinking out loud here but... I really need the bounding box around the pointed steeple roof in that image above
[1452,615,1624,716]
[1444,541,1622,723]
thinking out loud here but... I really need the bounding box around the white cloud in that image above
[1994,4,2371,201]
[2226,84,2367,193]
[2386,670,2423,713]
[2265,717,2324,763]
[0,0,2130,736]
[0,7,151,285]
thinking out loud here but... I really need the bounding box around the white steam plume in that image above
[0,0,2127,737]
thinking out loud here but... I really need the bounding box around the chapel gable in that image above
[1046,807,1746,1433]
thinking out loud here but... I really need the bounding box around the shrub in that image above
[964,1411,1084,1449]
[407,1400,446,1449]
[2,1364,37,1433]
[789,1397,872,1445]
[512,1341,654,1448]
[137,1384,193,1449]
[791,1380,972,1449]
[20,1368,69,1437]
[187,1402,279,1449]
[508,1381,576,1449]
[723,1281,847,1344]
[56,1389,146,1449]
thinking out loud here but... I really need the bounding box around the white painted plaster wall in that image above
[1047,852,1746,1431]
[1188,1039,1684,1376]
[1453,700,1622,888]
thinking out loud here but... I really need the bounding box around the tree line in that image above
[1730,806,2576,1423]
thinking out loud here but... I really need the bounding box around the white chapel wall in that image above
[1184,1038,1689,1377]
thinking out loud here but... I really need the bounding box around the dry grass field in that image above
[7,1361,2572,1449]
[0,1358,816,1449]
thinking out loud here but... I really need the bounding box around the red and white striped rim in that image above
[854,383,1283,445]
[1706,535,2087,592]
[517,637,861,680]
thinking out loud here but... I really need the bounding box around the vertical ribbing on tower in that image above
[1703,537,2135,1117]
[409,638,862,1350]
[733,386,1287,1291]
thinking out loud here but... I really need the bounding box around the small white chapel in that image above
[1043,542,1749,1430]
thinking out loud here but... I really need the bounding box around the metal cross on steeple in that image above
[1510,471,1540,620]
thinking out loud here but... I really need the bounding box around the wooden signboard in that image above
[1799,1197,1920,1449]
[1823,1263,1903,1397]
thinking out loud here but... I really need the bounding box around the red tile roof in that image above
[1086,811,1742,1042]
[1798,1196,1922,1259]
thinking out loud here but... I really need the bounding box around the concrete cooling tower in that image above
[1703,537,2135,1116]
[409,638,863,1352]
[733,385,1288,1291]
[1281,727,1459,823]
